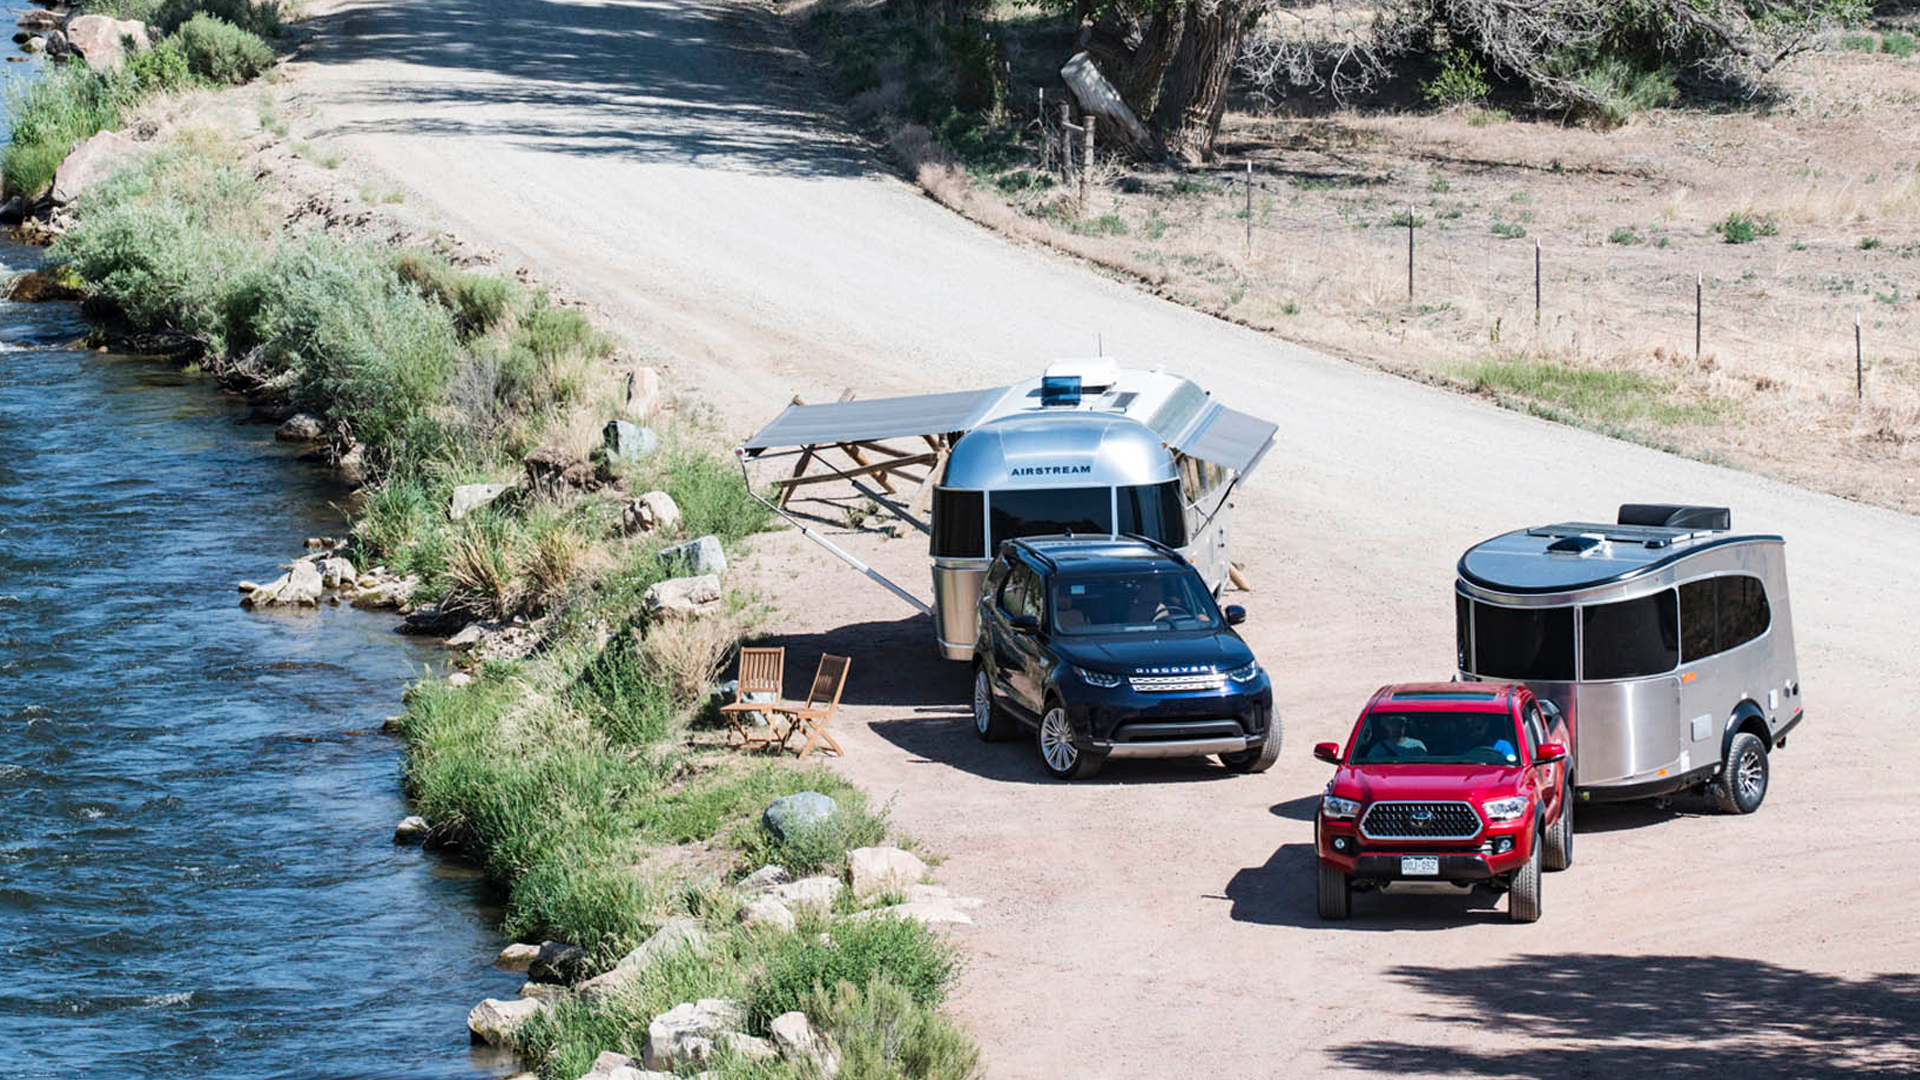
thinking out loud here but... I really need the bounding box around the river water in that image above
[0,245,521,1071]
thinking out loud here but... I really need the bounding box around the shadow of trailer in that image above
[1454,504,1802,815]
[736,360,1278,660]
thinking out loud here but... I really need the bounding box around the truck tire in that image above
[972,667,1016,743]
[1508,835,1543,923]
[1542,787,1574,871]
[1317,861,1351,920]
[1219,715,1283,774]
[1038,704,1102,779]
[1712,731,1769,814]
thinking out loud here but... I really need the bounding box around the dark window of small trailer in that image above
[1455,594,1472,672]
[1581,590,1679,680]
[1471,603,1575,682]
[1682,575,1771,661]
[1116,481,1189,547]
[989,487,1111,546]
[931,489,985,557]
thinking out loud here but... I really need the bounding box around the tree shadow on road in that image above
[297,0,877,179]
[1334,954,1920,1078]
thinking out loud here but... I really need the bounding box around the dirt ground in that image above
[273,0,1920,1074]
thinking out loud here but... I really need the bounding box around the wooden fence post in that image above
[1081,115,1096,213]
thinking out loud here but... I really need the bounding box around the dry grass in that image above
[640,615,744,709]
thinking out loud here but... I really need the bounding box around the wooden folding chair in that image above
[718,647,785,749]
[771,654,851,759]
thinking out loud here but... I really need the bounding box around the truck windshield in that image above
[1051,570,1219,635]
[1351,711,1522,766]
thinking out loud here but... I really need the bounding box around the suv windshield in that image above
[1051,569,1219,634]
[1352,711,1522,766]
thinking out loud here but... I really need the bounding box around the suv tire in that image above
[1542,786,1574,872]
[1038,704,1102,779]
[972,667,1017,743]
[1712,731,1769,814]
[1219,714,1283,774]
[1316,861,1351,920]
[1508,833,1543,923]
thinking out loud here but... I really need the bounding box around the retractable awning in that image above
[1167,403,1277,478]
[741,386,1015,452]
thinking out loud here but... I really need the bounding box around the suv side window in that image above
[1013,565,1043,622]
[997,563,1027,615]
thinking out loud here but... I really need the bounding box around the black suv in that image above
[972,536,1279,779]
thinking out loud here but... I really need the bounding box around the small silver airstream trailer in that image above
[739,361,1276,660]
[1455,504,1802,814]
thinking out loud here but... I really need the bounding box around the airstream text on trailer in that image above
[738,361,1277,660]
[1454,504,1801,814]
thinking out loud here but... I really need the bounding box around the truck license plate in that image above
[1401,856,1439,876]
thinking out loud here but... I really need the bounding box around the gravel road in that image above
[293,1,1920,1075]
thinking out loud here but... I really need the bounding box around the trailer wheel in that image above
[1712,731,1769,814]
[1219,714,1283,773]
[1508,834,1543,923]
[1316,861,1351,920]
[1543,783,1574,871]
[972,667,1016,742]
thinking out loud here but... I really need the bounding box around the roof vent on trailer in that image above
[1546,533,1609,556]
[1044,358,1119,392]
[1617,504,1732,531]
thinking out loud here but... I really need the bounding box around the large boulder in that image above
[449,483,511,521]
[466,997,545,1046]
[642,574,721,619]
[16,10,58,30]
[737,895,797,933]
[769,1011,841,1076]
[576,916,708,1003]
[65,15,150,72]
[528,939,588,984]
[738,864,790,892]
[317,556,356,589]
[578,1050,676,1080]
[523,445,597,497]
[642,998,749,1071]
[494,942,541,972]
[51,130,141,205]
[768,876,844,915]
[847,846,927,901]
[762,792,839,841]
[6,268,83,303]
[351,573,418,610]
[624,365,662,419]
[657,535,725,577]
[602,419,659,464]
[621,490,681,535]
[242,560,324,607]
[275,413,324,442]
[391,815,429,845]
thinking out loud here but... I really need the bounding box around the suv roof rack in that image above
[1116,532,1189,566]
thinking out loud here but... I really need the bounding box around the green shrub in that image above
[658,444,769,544]
[153,0,282,36]
[753,917,955,1023]
[3,66,121,196]
[1608,225,1643,245]
[1491,221,1528,240]
[1860,236,1883,250]
[83,0,162,20]
[1838,31,1878,52]
[394,252,523,338]
[1713,210,1777,244]
[1551,53,1678,126]
[516,302,614,362]
[1884,30,1917,58]
[1422,48,1490,108]
[172,14,274,84]
[812,978,982,1080]
[120,37,195,96]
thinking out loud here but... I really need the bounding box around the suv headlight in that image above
[1226,661,1261,684]
[1321,794,1360,820]
[1073,666,1123,688]
[1482,795,1530,822]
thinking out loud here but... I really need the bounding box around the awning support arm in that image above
[736,450,933,616]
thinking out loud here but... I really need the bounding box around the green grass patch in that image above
[1491,221,1528,240]
[1608,225,1642,245]
[1460,357,1729,427]
[1884,30,1918,58]
[1713,210,1778,244]
[173,13,273,84]
[752,916,956,1024]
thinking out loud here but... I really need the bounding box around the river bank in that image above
[6,10,986,1077]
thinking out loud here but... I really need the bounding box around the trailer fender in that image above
[1720,701,1771,766]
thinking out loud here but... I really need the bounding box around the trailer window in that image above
[1581,590,1679,680]
[989,487,1111,545]
[1679,575,1772,662]
[1116,481,1189,547]
[931,489,985,558]
[1470,602,1575,682]
[1455,594,1471,672]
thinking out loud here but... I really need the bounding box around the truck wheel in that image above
[1219,716,1283,774]
[1712,731,1769,814]
[1316,861,1351,920]
[1542,789,1574,871]
[972,667,1016,743]
[1038,705,1101,779]
[1508,835,1543,923]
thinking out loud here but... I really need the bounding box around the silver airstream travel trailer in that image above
[738,361,1277,660]
[1454,504,1801,814]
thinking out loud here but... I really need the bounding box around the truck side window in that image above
[1522,705,1544,754]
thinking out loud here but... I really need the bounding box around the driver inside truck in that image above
[1477,715,1518,762]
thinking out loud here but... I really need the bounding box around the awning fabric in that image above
[1167,404,1277,478]
[741,387,1013,452]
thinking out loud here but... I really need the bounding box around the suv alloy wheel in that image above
[973,667,1016,742]
[1038,704,1101,779]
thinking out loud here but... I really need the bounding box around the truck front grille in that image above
[1360,801,1482,841]
[1128,673,1226,693]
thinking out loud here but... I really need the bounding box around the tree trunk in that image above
[1150,0,1251,164]
[1084,5,1184,120]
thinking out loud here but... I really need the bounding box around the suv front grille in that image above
[1128,673,1226,693]
[1360,801,1482,841]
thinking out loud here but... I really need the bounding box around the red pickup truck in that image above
[1313,682,1573,923]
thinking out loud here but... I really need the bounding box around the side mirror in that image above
[1535,742,1568,765]
[1313,741,1341,764]
[1010,614,1041,635]
[1224,605,1247,626]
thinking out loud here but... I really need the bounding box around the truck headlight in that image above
[1321,795,1360,820]
[1073,666,1123,688]
[1482,795,1530,822]
[1226,661,1261,684]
